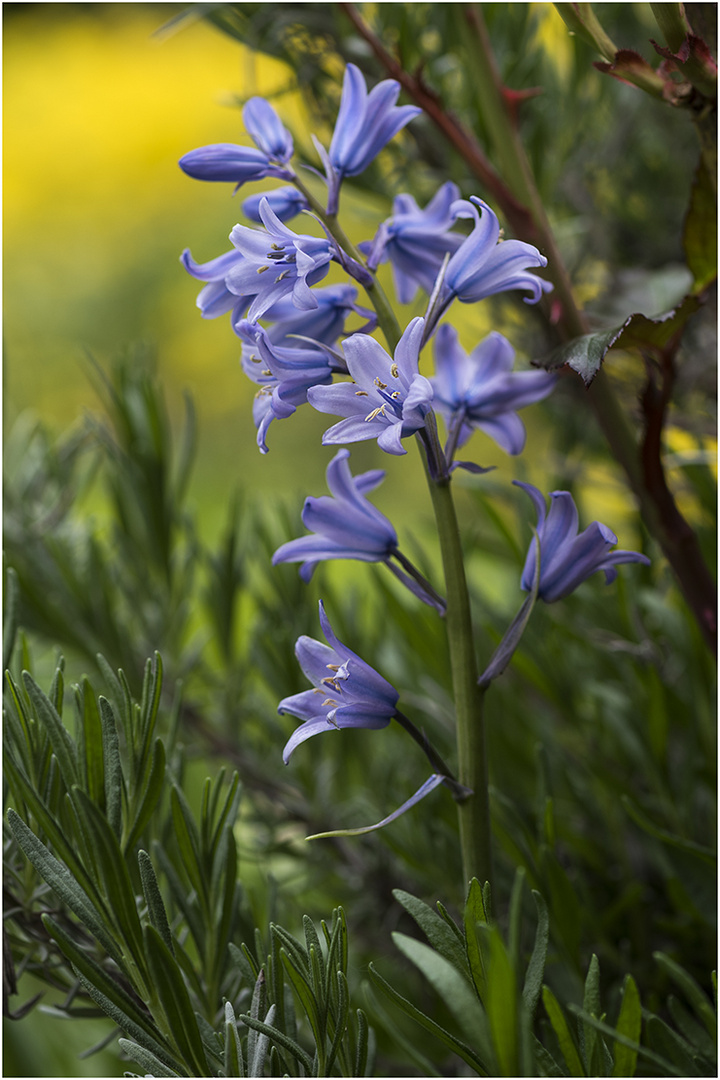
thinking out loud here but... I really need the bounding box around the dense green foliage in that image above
[4,3,716,1076]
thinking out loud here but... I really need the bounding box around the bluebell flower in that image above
[272,449,445,609]
[322,64,421,212]
[359,182,465,303]
[308,317,433,455]
[237,321,339,452]
[180,247,248,321]
[426,197,552,334]
[242,96,294,163]
[179,97,295,189]
[514,481,650,603]
[431,325,556,459]
[242,186,309,223]
[278,600,399,762]
[227,198,333,321]
[178,144,294,186]
[273,449,397,578]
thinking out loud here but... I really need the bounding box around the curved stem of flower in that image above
[389,548,447,614]
[292,173,403,352]
[392,709,470,801]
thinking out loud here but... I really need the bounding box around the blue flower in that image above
[308,317,433,455]
[272,449,446,609]
[426,197,552,334]
[322,64,421,212]
[178,144,294,186]
[431,324,556,458]
[359,182,465,303]
[179,97,295,188]
[514,482,650,603]
[242,186,309,223]
[227,198,333,321]
[237,321,339,452]
[242,96,294,162]
[273,449,397,579]
[180,247,248,321]
[278,600,399,762]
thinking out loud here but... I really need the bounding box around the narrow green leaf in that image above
[239,1013,313,1074]
[247,969,267,1069]
[612,975,641,1077]
[139,652,163,770]
[170,784,207,907]
[303,914,325,987]
[569,1006,684,1077]
[367,962,487,1074]
[271,922,310,975]
[22,671,79,791]
[249,1003,276,1078]
[543,986,585,1077]
[144,924,210,1077]
[326,969,349,1075]
[8,810,122,964]
[138,849,174,954]
[99,696,124,839]
[481,925,519,1077]
[124,738,165,853]
[393,889,470,978]
[464,877,489,1002]
[653,952,717,1040]
[507,867,526,978]
[667,995,716,1062]
[522,891,549,1018]
[212,823,238,957]
[153,842,204,952]
[684,157,718,293]
[81,680,105,807]
[41,914,153,1038]
[49,659,65,714]
[72,790,146,970]
[622,797,715,861]
[581,954,602,1074]
[392,932,489,1050]
[281,947,323,1049]
[73,966,183,1073]
[118,1039,183,1077]
[224,1001,245,1079]
[354,1008,369,1078]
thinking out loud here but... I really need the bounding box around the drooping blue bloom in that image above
[359,182,465,303]
[272,449,445,609]
[227,198,333,321]
[242,186,309,223]
[179,97,295,188]
[180,247,248,321]
[278,600,399,762]
[514,481,650,603]
[308,317,433,455]
[431,324,556,458]
[321,64,421,212]
[242,97,294,162]
[426,197,552,334]
[237,321,340,452]
[178,144,294,186]
[273,449,397,579]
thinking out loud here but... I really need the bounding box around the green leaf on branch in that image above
[612,974,642,1077]
[539,294,701,384]
[144,924,211,1076]
[393,889,471,978]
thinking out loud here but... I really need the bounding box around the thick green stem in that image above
[423,462,493,889]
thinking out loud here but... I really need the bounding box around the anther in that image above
[374,378,388,389]
[355,390,369,397]
[390,363,399,378]
[257,265,270,274]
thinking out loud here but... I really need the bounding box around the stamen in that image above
[321,698,337,708]
[355,390,369,397]
[270,243,283,250]
[326,664,340,671]
[262,369,272,376]
[257,265,270,274]
[250,354,261,363]
[391,391,401,400]
[274,270,289,282]
[390,363,399,378]
[364,405,386,422]
[374,378,388,389]
[321,676,341,690]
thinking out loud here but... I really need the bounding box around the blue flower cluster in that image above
[180,63,649,832]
